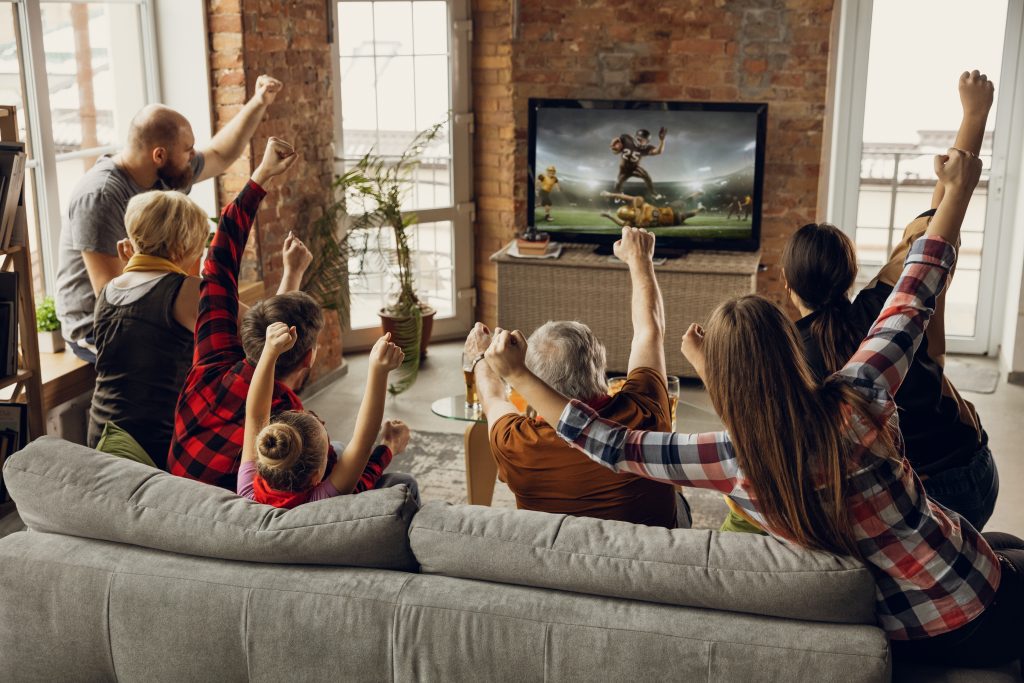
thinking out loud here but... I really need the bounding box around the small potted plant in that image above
[35,296,64,353]
[310,122,445,395]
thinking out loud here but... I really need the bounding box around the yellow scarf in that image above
[122,254,188,276]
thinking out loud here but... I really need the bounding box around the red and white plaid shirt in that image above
[556,235,1000,640]
[167,181,391,491]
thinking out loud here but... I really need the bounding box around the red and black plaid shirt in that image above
[167,180,391,491]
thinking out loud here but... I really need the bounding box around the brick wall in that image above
[206,0,342,383]
[472,0,836,323]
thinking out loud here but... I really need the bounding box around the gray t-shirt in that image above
[54,153,206,342]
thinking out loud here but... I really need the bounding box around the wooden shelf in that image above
[0,369,31,392]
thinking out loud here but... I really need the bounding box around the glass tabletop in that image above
[430,394,722,431]
[431,395,487,423]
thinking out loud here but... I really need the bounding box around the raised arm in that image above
[650,127,667,156]
[328,334,404,494]
[276,230,313,294]
[464,323,518,430]
[879,70,993,287]
[194,138,297,365]
[242,323,296,465]
[484,328,739,491]
[195,75,283,182]
[837,149,980,404]
[617,227,667,378]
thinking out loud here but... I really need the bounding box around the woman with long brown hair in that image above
[779,71,998,531]
[483,149,1022,668]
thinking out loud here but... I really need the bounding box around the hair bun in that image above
[256,422,302,470]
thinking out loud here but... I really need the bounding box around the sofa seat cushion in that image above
[4,437,417,570]
[409,502,876,625]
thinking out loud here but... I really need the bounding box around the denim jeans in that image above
[67,335,97,364]
[921,434,999,532]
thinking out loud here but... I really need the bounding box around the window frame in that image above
[4,0,160,296]
[331,0,475,351]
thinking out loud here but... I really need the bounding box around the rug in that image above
[391,430,730,530]
[945,357,1000,394]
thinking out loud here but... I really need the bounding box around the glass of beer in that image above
[462,352,481,410]
[607,376,627,396]
[667,376,680,429]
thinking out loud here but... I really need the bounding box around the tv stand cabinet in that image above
[492,243,761,378]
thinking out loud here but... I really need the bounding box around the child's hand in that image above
[369,333,405,372]
[265,322,297,357]
[282,231,313,275]
[959,69,994,119]
[253,137,298,183]
[381,419,410,455]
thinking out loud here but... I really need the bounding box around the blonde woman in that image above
[87,187,312,467]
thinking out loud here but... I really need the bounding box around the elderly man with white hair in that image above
[465,227,690,528]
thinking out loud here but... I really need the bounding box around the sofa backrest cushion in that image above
[409,502,877,625]
[5,437,418,570]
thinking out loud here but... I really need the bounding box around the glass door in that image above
[830,0,1023,354]
[333,0,474,349]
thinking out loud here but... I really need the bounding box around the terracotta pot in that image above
[379,304,437,359]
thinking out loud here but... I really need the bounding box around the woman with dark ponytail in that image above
[778,72,998,531]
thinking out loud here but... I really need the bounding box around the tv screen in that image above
[527,98,767,252]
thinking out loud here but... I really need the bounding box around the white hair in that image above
[526,321,608,400]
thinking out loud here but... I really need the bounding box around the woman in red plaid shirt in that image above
[486,149,1022,668]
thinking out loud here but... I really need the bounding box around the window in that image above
[333,0,474,347]
[0,0,158,299]
[829,0,1024,354]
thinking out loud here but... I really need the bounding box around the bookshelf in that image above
[1,244,43,439]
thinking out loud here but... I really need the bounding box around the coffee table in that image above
[430,395,496,506]
[431,393,724,507]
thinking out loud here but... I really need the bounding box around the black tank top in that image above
[88,273,194,468]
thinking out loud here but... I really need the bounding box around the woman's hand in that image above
[680,323,706,380]
[959,69,994,120]
[484,327,528,380]
[264,322,297,358]
[281,231,313,275]
[934,147,982,194]
[368,332,404,373]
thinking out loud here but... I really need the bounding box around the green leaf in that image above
[386,306,422,395]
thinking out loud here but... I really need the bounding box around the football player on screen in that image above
[536,165,560,222]
[609,127,666,198]
[599,190,703,229]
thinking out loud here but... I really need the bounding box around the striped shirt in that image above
[556,235,1001,640]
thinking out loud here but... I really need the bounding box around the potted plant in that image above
[310,122,445,395]
[35,296,64,353]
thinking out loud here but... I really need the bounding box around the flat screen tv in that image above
[527,98,767,253]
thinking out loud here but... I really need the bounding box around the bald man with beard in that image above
[55,75,284,362]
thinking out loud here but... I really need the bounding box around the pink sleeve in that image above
[237,460,257,500]
[306,479,340,502]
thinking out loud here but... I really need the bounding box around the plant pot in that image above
[38,329,64,353]
[379,304,436,359]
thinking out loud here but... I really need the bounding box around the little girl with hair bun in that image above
[239,322,408,508]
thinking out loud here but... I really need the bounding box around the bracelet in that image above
[469,352,487,374]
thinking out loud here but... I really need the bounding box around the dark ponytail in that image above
[781,224,862,376]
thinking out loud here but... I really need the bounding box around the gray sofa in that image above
[0,438,1012,681]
